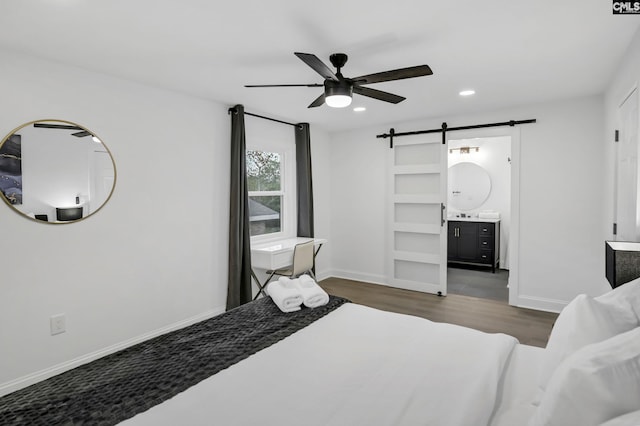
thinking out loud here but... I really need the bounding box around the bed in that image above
[1,279,639,426]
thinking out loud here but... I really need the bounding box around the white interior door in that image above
[386,132,447,294]
[616,87,639,241]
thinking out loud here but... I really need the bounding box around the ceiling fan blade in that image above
[294,52,339,81]
[353,85,406,104]
[245,83,323,88]
[33,123,83,131]
[308,93,325,108]
[353,65,433,85]
[71,130,91,137]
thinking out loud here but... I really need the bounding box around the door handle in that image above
[441,203,445,227]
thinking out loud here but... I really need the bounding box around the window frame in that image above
[246,145,296,243]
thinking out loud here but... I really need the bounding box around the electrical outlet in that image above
[50,314,66,335]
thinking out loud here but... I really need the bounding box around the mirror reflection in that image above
[0,119,116,223]
[448,162,491,211]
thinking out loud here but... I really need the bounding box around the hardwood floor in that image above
[319,277,558,348]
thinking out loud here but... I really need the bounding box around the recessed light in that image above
[353,106,366,112]
[459,90,475,97]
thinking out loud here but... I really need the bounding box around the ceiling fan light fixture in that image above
[325,80,353,108]
[326,95,352,108]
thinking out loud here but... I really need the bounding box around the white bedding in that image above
[121,303,519,426]
[489,344,544,426]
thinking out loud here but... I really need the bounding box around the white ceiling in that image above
[0,0,638,133]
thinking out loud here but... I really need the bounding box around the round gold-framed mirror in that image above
[0,119,116,223]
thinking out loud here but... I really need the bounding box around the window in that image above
[247,150,284,237]
[245,118,296,241]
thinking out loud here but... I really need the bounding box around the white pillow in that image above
[596,277,640,325]
[538,294,637,392]
[530,327,640,426]
[599,409,640,426]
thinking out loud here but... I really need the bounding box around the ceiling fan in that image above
[33,122,101,142]
[34,122,89,137]
[245,52,433,109]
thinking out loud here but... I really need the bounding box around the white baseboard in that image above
[315,270,332,282]
[513,294,567,313]
[325,269,388,286]
[0,306,226,397]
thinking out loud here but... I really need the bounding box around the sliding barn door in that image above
[386,133,447,295]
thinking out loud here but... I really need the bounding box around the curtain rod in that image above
[228,107,300,128]
[376,119,536,148]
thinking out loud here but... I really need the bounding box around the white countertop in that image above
[447,217,500,223]
[606,241,640,251]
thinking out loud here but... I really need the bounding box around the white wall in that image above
[604,27,640,242]
[0,50,231,394]
[329,95,606,312]
[329,126,388,285]
[448,136,511,268]
[309,128,333,280]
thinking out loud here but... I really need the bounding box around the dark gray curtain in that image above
[227,105,252,310]
[295,123,314,238]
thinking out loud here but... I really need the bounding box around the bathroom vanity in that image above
[447,218,500,273]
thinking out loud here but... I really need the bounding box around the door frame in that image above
[613,83,639,242]
[444,126,521,306]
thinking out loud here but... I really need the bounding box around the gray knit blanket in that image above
[0,296,349,425]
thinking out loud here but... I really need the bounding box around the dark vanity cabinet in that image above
[448,220,500,272]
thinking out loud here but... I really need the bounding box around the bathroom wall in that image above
[448,136,511,268]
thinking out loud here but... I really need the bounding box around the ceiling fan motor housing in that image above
[329,53,348,70]
[324,78,352,97]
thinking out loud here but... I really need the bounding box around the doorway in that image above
[446,134,514,303]
[614,86,639,241]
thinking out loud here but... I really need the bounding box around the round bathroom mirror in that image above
[448,162,491,211]
[0,119,116,223]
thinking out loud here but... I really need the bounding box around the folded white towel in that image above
[297,274,329,308]
[266,277,303,313]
